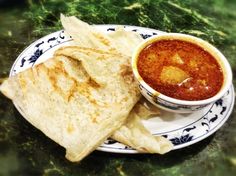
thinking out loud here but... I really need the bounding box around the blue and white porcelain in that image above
[10,25,234,153]
[131,33,233,113]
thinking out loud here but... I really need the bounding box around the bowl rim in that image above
[132,33,233,106]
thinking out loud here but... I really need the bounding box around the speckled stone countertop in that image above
[0,0,235,176]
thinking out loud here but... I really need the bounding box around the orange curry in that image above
[137,40,223,101]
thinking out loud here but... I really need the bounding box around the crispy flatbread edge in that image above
[112,111,173,154]
[65,110,130,161]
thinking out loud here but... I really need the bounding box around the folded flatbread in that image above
[55,46,173,154]
[60,15,173,154]
[60,14,143,57]
[116,101,171,154]
[0,49,140,162]
[111,109,173,154]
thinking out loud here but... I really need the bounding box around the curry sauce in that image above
[137,40,223,101]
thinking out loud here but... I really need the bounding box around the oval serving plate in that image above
[10,25,235,154]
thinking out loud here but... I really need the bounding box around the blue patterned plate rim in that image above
[9,25,235,154]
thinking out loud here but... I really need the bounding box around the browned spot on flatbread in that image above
[67,78,79,102]
[108,48,117,53]
[18,74,27,91]
[120,64,135,84]
[26,68,36,86]
[71,80,97,104]
[91,110,102,123]
[91,116,98,123]
[37,58,78,102]
[67,123,75,133]
[88,78,100,88]
[92,32,112,47]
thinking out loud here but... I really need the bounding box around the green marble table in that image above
[0,0,235,175]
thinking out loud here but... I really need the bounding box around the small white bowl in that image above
[132,33,232,113]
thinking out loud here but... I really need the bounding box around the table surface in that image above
[0,0,235,176]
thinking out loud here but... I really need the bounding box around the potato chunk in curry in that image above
[160,66,189,85]
[170,53,184,65]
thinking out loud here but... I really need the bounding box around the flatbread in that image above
[0,50,140,162]
[60,14,143,56]
[60,15,173,153]
[55,46,173,154]
[132,97,161,120]
[111,109,172,154]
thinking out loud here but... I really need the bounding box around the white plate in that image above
[10,25,235,153]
